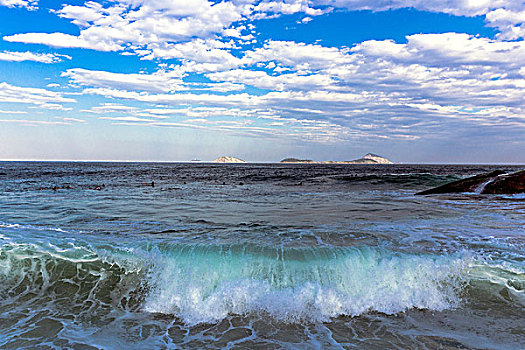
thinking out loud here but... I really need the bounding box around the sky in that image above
[0,0,524,163]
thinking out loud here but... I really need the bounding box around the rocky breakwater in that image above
[416,170,525,195]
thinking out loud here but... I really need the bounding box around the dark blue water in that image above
[0,162,523,349]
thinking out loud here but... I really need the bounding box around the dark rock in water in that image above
[415,170,506,195]
[481,170,525,194]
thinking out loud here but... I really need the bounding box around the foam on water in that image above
[142,245,469,324]
[0,226,479,328]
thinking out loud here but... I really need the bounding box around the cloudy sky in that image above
[0,0,524,163]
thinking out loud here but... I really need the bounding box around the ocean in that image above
[0,162,523,349]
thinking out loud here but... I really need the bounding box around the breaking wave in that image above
[0,224,477,325]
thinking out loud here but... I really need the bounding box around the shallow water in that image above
[0,162,523,349]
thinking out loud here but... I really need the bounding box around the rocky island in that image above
[280,153,393,164]
[213,156,246,163]
[280,158,316,164]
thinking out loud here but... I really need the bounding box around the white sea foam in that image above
[143,246,469,324]
[0,222,518,327]
[0,222,68,233]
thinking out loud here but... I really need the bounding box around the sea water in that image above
[0,162,523,349]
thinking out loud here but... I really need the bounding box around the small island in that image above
[213,156,247,163]
[280,158,316,164]
[280,153,393,164]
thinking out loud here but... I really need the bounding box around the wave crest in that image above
[143,245,469,324]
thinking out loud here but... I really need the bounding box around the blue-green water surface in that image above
[0,162,523,349]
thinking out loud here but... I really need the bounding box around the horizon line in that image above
[1,159,524,166]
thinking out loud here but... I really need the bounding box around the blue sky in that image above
[0,0,524,163]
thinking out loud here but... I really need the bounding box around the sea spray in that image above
[1,227,470,325]
[142,244,471,324]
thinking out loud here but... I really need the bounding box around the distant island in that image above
[206,153,393,164]
[280,153,393,164]
[213,156,247,163]
[280,158,316,164]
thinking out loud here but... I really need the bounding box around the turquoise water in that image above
[0,163,523,348]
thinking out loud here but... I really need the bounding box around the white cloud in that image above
[243,40,351,71]
[207,69,337,91]
[62,68,185,93]
[7,1,523,145]
[82,101,359,143]
[254,0,525,40]
[81,88,254,106]
[4,0,524,81]
[253,0,327,17]
[0,51,70,63]
[188,81,246,92]
[140,39,242,72]
[485,8,525,40]
[55,1,105,27]
[67,30,525,143]
[21,0,252,53]
[33,103,73,111]
[4,0,525,59]
[0,119,70,125]
[62,117,86,123]
[0,82,76,105]
[82,102,138,114]
[62,66,246,94]
[3,33,122,51]
[0,109,27,114]
[99,115,155,122]
[0,0,37,10]
[353,33,525,68]
[82,103,175,120]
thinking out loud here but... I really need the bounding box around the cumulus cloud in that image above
[485,8,525,40]
[140,39,243,73]
[243,40,350,70]
[62,68,186,93]
[7,0,251,53]
[4,0,525,58]
[0,0,37,10]
[3,32,122,51]
[60,29,525,143]
[206,69,337,91]
[61,67,246,94]
[255,0,525,40]
[0,51,70,63]
[4,0,525,145]
[252,0,327,18]
[353,33,525,68]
